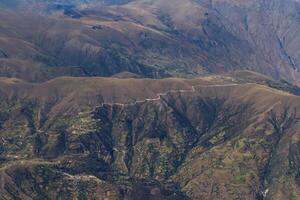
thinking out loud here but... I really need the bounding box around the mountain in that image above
[1,1,300,199]
[1,71,300,199]
[0,0,300,83]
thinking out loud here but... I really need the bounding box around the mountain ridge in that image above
[1,1,300,199]
[1,0,300,84]
[1,72,300,199]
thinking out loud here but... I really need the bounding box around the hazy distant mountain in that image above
[0,0,299,83]
[0,0,132,8]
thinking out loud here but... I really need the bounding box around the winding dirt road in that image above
[99,83,252,108]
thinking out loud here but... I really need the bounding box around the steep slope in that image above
[1,72,300,199]
[0,0,300,83]
[124,0,300,81]
[0,8,172,81]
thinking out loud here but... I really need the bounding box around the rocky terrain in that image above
[0,71,300,199]
[1,0,300,199]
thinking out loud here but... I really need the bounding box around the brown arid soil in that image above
[0,0,300,83]
[1,0,300,199]
[1,71,300,199]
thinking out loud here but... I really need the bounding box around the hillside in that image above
[0,0,300,83]
[1,1,300,199]
[1,72,300,199]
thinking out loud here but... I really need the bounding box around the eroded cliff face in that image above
[1,73,300,199]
